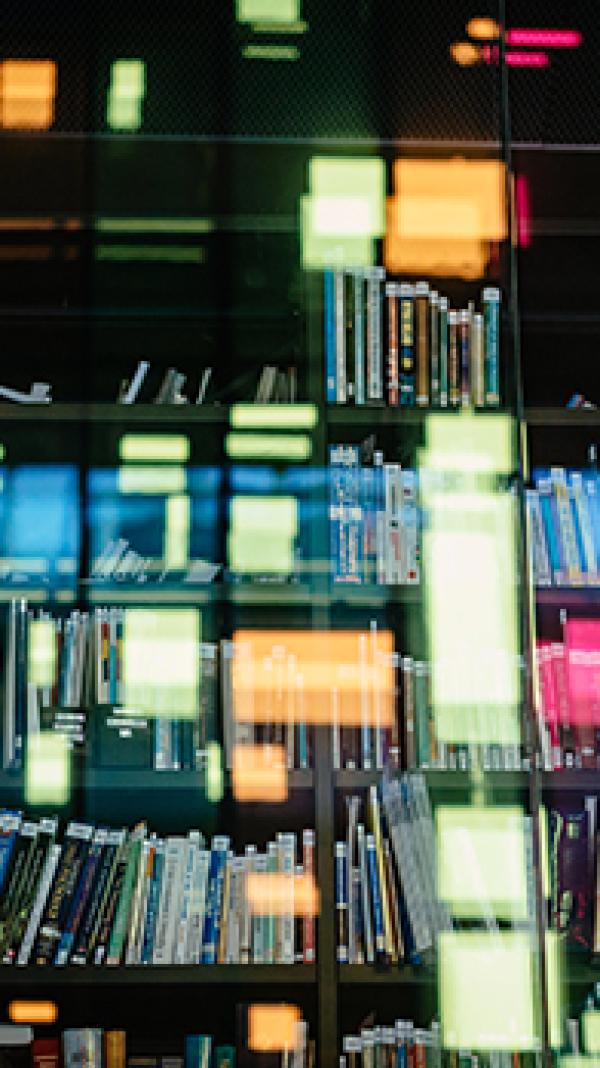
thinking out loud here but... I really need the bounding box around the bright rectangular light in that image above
[232,743,288,802]
[300,196,374,270]
[312,196,376,237]
[309,157,385,234]
[0,60,57,130]
[119,435,190,462]
[236,0,300,24]
[26,733,70,806]
[439,931,539,1049]
[122,609,200,718]
[248,1005,301,1052]
[164,495,190,570]
[106,60,146,131]
[225,433,311,461]
[28,619,56,688]
[118,466,185,495]
[228,496,297,574]
[231,404,317,429]
[436,806,529,919]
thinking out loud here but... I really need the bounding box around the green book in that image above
[106,824,146,965]
[213,1048,235,1068]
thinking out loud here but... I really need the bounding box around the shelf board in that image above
[0,964,316,985]
[536,586,600,607]
[0,403,229,424]
[525,408,600,428]
[84,768,313,790]
[340,964,432,985]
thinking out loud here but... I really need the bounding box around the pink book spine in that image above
[537,640,561,768]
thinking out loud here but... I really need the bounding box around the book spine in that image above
[365,833,386,958]
[107,828,145,965]
[54,834,105,965]
[33,825,94,965]
[186,848,210,964]
[353,270,365,406]
[429,290,439,407]
[324,270,336,403]
[70,836,117,965]
[399,284,415,407]
[400,469,419,585]
[334,270,347,404]
[366,268,385,401]
[526,490,552,587]
[125,840,153,965]
[551,467,583,584]
[278,832,296,964]
[141,842,165,964]
[415,662,431,768]
[17,843,61,965]
[472,312,485,407]
[174,839,198,965]
[152,837,184,965]
[95,836,132,965]
[438,297,448,407]
[356,823,374,963]
[448,310,459,407]
[335,841,348,963]
[368,786,394,960]
[302,829,315,964]
[264,842,277,964]
[386,283,399,407]
[201,836,229,964]
[402,656,416,770]
[415,282,430,407]
[459,309,470,407]
[250,851,266,963]
[483,286,501,406]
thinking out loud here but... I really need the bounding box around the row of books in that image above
[324,269,501,409]
[335,777,449,964]
[547,795,599,953]
[536,620,600,771]
[329,448,419,585]
[0,811,316,966]
[527,468,600,587]
[339,1020,538,1068]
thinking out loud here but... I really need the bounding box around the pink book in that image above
[565,619,600,727]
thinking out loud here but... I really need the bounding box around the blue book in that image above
[185,1035,212,1068]
[345,446,363,584]
[353,269,366,406]
[483,286,501,406]
[536,472,564,584]
[329,445,346,582]
[583,473,600,572]
[54,836,103,965]
[0,813,21,894]
[201,836,229,964]
[361,464,376,584]
[335,841,348,964]
[324,270,336,403]
[365,833,386,958]
[297,720,308,769]
[141,843,165,964]
[109,611,118,705]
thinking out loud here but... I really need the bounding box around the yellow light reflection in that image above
[0,60,57,130]
[231,629,394,726]
[118,466,185,495]
[205,741,224,803]
[301,156,385,270]
[25,733,70,806]
[248,1004,301,1053]
[228,496,297,574]
[122,609,199,718]
[466,17,500,39]
[436,806,528,919]
[439,931,538,1050]
[106,60,146,132]
[236,0,300,24]
[8,1001,58,1025]
[225,433,311,461]
[385,158,506,280]
[245,872,320,916]
[546,931,564,1050]
[232,743,288,802]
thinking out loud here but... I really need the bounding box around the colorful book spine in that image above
[365,833,386,959]
[201,836,229,964]
[472,311,485,407]
[334,270,347,404]
[429,290,440,407]
[483,286,501,406]
[353,270,366,406]
[551,467,583,584]
[366,268,385,401]
[324,270,336,403]
[438,297,448,407]
[448,310,459,407]
[415,282,430,407]
[459,309,470,407]
[302,829,315,964]
[399,284,415,406]
[386,282,399,407]
[335,841,348,964]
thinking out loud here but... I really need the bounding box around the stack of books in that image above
[527,467,600,587]
[340,1020,442,1068]
[329,448,419,585]
[536,619,600,770]
[336,778,450,965]
[324,269,501,409]
[547,794,598,954]
[33,1029,237,1068]
[0,812,316,967]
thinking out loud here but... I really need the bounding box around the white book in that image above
[356,823,373,962]
[251,852,267,963]
[185,848,210,964]
[240,849,253,964]
[334,270,347,404]
[17,843,61,965]
[128,835,157,965]
[153,836,187,964]
[123,361,150,404]
[174,838,200,965]
[277,832,296,965]
[225,856,245,964]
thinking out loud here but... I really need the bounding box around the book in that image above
[32,1039,60,1068]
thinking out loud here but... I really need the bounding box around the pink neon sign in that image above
[506,28,582,48]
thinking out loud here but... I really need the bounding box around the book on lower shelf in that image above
[336,776,450,967]
[0,810,316,967]
[536,618,600,770]
[528,467,600,588]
